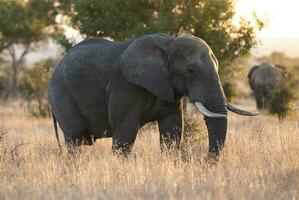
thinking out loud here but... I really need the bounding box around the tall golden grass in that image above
[0,101,298,199]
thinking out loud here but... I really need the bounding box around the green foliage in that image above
[0,0,57,48]
[69,0,155,40]
[269,70,298,120]
[0,0,58,97]
[50,32,74,52]
[19,60,54,117]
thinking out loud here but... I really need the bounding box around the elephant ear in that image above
[120,34,175,102]
[248,65,260,79]
[248,65,260,89]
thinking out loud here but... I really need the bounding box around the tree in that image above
[59,0,264,92]
[58,0,155,40]
[269,70,298,120]
[0,58,9,98]
[19,59,57,117]
[0,0,57,97]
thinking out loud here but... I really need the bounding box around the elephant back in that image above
[249,62,282,90]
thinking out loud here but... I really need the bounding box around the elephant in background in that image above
[48,33,258,158]
[248,62,283,110]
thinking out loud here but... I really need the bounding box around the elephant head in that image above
[121,33,258,157]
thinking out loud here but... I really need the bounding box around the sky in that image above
[235,0,299,57]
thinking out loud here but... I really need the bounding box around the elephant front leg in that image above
[158,111,183,150]
[112,118,140,156]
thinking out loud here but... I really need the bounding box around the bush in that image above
[269,70,298,120]
[18,60,54,117]
[181,114,207,157]
[223,81,238,102]
[0,75,9,98]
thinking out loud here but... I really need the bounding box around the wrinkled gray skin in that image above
[49,33,255,157]
[248,62,283,109]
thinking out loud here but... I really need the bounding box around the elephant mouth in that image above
[194,101,259,118]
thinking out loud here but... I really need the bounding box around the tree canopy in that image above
[0,0,58,96]
[0,0,57,51]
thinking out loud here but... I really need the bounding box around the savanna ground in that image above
[0,100,298,200]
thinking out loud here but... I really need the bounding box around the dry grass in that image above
[0,101,298,200]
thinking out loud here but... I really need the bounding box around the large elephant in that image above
[48,33,258,157]
[248,62,283,110]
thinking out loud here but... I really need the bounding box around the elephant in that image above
[48,33,258,158]
[248,62,283,110]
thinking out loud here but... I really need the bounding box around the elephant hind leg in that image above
[65,129,94,147]
[51,95,93,151]
[55,113,94,152]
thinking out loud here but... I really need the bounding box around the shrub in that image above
[223,81,238,102]
[18,60,54,117]
[0,75,9,98]
[269,70,298,120]
[181,113,207,157]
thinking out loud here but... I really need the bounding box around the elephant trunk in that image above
[190,75,258,158]
[204,104,227,158]
[194,99,258,159]
[189,78,228,158]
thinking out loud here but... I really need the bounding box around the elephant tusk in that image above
[195,102,227,118]
[227,102,260,116]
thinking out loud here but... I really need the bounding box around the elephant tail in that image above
[51,110,62,152]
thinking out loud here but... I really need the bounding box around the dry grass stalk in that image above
[0,101,298,199]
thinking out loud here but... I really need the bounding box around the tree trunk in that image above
[11,62,18,97]
[0,39,13,53]
[8,46,29,98]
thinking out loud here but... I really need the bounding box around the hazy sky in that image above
[236,0,299,56]
[236,0,299,38]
